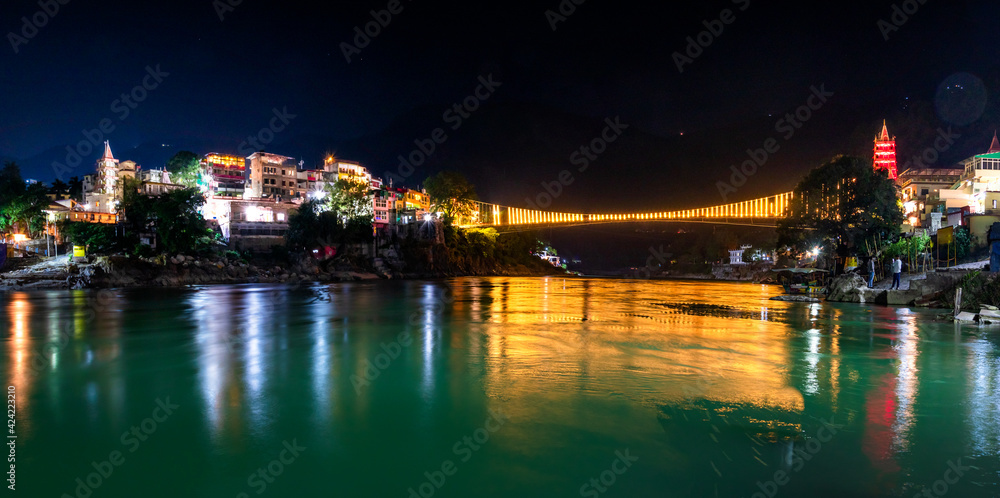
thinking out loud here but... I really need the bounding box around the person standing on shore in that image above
[868,257,876,288]
[890,256,902,290]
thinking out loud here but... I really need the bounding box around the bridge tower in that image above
[873,120,897,180]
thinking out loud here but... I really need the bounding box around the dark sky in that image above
[2,0,999,196]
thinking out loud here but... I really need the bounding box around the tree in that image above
[0,162,25,203]
[777,155,903,257]
[0,166,47,237]
[60,222,120,254]
[119,176,152,243]
[165,151,201,188]
[424,171,478,224]
[286,199,349,250]
[116,181,214,255]
[324,179,373,221]
[50,179,69,198]
[153,188,214,253]
[68,176,84,201]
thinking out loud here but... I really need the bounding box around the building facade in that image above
[202,153,246,198]
[874,121,898,180]
[898,167,963,227]
[247,152,298,200]
[83,142,135,213]
[139,169,182,196]
[203,199,297,252]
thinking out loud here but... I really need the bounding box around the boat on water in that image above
[770,268,829,295]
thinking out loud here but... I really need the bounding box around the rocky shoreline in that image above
[825,269,974,306]
[0,254,560,291]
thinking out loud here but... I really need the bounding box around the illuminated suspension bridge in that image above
[457,192,794,229]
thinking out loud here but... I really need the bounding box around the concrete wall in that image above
[968,215,1000,244]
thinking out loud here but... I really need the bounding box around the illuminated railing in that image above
[458,192,793,227]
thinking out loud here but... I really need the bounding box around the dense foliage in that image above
[286,182,375,252]
[165,151,201,188]
[777,155,903,256]
[395,224,551,275]
[324,179,374,221]
[286,198,372,250]
[0,162,49,237]
[59,222,120,254]
[424,171,478,224]
[945,270,1000,311]
[61,178,216,255]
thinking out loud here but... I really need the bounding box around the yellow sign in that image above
[73,245,86,258]
[938,226,953,245]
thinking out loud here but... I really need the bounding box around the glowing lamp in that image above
[12,234,27,242]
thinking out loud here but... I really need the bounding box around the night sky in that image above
[2,0,999,210]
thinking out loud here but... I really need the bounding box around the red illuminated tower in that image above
[874,120,897,180]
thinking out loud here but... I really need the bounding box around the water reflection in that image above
[7,294,32,438]
[967,334,1000,456]
[8,278,1000,496]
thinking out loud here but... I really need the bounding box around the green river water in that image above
[2,277,998,497]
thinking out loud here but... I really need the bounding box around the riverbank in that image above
[825,261,989,307]
[0,253,561,290]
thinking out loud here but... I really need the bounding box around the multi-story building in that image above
[82,174,96,196]
[898,167,963,227]
[373,188,399,227]
[247,152,298,200]
[202,153,246,198]
[874,121,898,180]
[327,158,371,185]
[938,133,1000,213]
[402,188,430,211]
[139,169,182,196]
[202,198,296,252]
[297,169,326,199]
[961,132,1000,179]
[83,142,135,213]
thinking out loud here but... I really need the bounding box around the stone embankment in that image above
[826,270,973,306]
[0,253,558,290]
